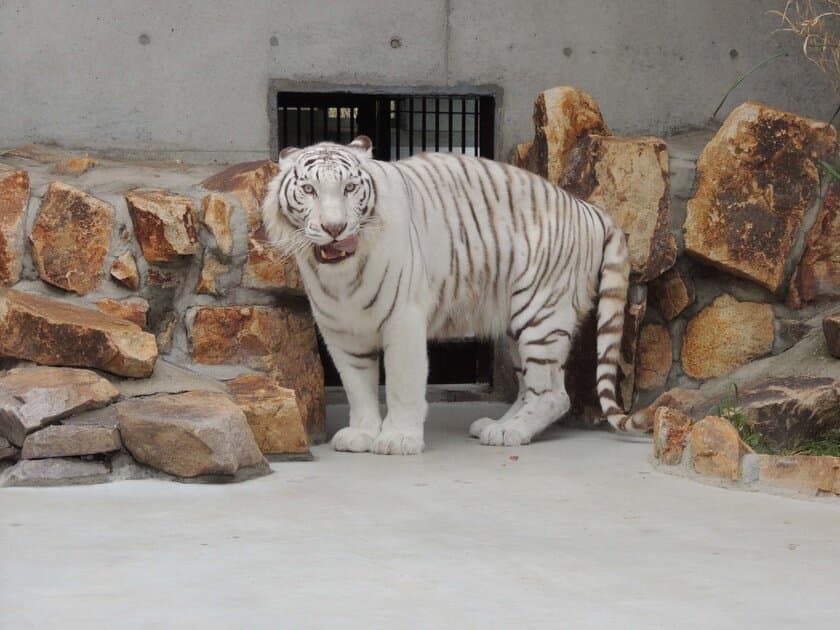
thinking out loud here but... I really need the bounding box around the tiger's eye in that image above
[344,183,356,194]
[302,184,315,195]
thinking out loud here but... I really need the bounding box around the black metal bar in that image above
[448,97,453,151]
[421,98,427,151]
[323,107,328,143]
[434,97,440,151]
[309,107,315,145]
[474,97,480,156]
[394,99,400,160]
[461,98,467,154]
[350,106,356,138]
[296,107,302,146]
[479,95,496,159]
[282,106,288,148]
[408,97,414,155]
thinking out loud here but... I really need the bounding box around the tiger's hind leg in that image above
[479,306,574,447]
[468,336,524,438]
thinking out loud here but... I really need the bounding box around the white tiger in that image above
[262,135,644,455]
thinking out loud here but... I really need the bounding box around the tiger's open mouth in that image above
[314,235,359,264]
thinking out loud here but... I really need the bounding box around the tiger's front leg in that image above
[373,306,428,455]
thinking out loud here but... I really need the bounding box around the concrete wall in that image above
[0,0,834,163]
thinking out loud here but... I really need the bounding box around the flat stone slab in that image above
[0,436,19,461]
[21,424,121,459]
[0,366,119,446]
[117,391,267,478]
[0,458,110,487]
[0,288,158,378]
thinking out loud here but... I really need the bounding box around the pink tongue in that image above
[332,235,358,253]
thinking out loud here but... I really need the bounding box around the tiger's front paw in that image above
[479,419,532,447]
[372,430,425,455]
[332,427,376,453]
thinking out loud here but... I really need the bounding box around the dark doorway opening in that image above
[275,89,496,388]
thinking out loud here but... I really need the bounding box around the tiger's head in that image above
[262,135,377,266]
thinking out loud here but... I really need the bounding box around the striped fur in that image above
[263,136,637,455]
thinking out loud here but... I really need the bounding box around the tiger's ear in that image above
[347,135,373,159]
[277,145,300,169]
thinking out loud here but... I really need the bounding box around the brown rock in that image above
[511,142,532,169]
[117,391,267,478]
[110,251,140,290]
[789,182,840,307]
[240,228,303,292]
[0,436,19,461]
[563,135,675,281]
[626,387,706,433]
[0,288,158,378]
[0,166,29,287]
[733,376,840,451]
[189,305,325,441]
[530,87,610,184]
[824,313,840,359]
[685,102,837,292]
[196,252,230,296]
[636,324,672,390]
[126,189,199,262]
[30,182,114,295]
[0,366,119,446]
[201,160,278,215]
[55,157,97,175]
[681,294,774,380]
[649,266,695,321]
[0,457,110,487]
[653,406,692,465]
[690,415,753,480]
[96,297,149,328]
[228,374,310,455]
[759,454,840,496]
[21,424,121,459]
[156,313,177,354]
[201,193,234,256]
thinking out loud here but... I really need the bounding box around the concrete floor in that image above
[2,402,839,630]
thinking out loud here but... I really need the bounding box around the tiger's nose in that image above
[322,222,347,239]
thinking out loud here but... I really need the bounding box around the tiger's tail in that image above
[594,221,646,433]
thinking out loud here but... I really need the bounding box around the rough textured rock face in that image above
[636,324,672,390]
[627,387,706,433]
[201,193,234,256]
[681,294,774,380]
[126,189,199,262]
[691,415,753,480]
[736,376,840,450]
[511,142,532,169]
[685,102,837,292]
[0,367,119,446]
[189,305,325,440]
[825,313,840,359]
[530,86,610,185]
[649,266,695,321]
[228,374,310,455]
[109,251,140,290]
[202,160,302,292]
[96,297,149,328]
[0,166,29,287]
[788,182,840,307]
[196,252,230,296]
[30,182,114,295]
[0,288,158,378]
[759,455,840,495]
[56,157,96,175]
[563,135,676,281]
[653,406,692,465]
[0,458,110,487]
[117,391,267,478]
[0,436,18,460]
[21,424,121,459]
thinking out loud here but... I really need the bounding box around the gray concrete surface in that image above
[1,1,835,162]
[2,402,839,630]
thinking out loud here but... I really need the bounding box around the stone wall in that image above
[513,88,840,435]
[0,146,320,486]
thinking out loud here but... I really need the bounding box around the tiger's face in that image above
[271,136,376,265]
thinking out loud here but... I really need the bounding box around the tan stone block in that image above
[789,182,840,307]
[650,266,695,321]
[690,415,753,480]
[685,102,837,292]
[110,251,140,290]
[201,193,234,256]
[55,157,97,175]
[196,251,230,296]
[636,324,672,390]
[126,189,199,262]
[759,454,840,495]
[626,387,706,434]
[228,374,309,455]
[0,166,29,287]
[21,424,121,459]
[0,288,158,379]
[96,297,149,328]
[653,406,691,465]
[30,182,114,295]
[511,142,532,169]
[681,294,774,380]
